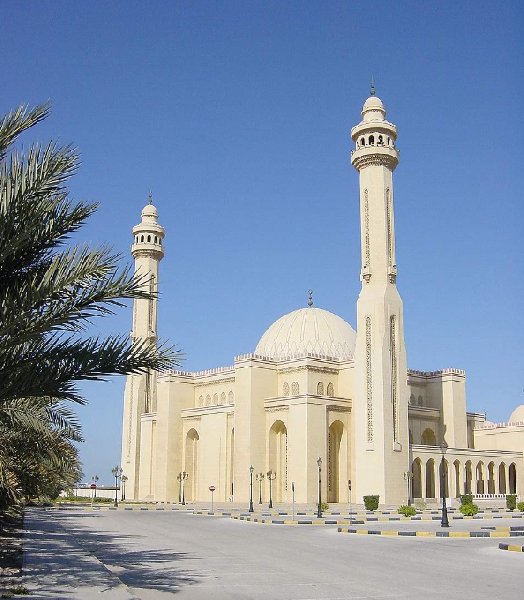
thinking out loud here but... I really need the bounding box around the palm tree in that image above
[0,104,180,506]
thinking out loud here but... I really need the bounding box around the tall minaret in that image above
[121,196,165,500]
[351,89,410,505]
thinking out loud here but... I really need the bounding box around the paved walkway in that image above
[23,508,524,599]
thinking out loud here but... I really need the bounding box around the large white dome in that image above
[255,307,356,361]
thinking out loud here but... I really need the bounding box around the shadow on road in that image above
[24,509,201,597]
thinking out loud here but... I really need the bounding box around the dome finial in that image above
[370,76,376,97]
[307,289,313,307]
[148,191,153,205]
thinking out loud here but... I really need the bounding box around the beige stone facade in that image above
[121,94,523,506]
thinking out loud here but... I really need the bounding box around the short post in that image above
[181,471,188,505]
[267,470,276,509]
[249,465,254,513]
[292,482,295,521]
[440,442,450,527]
[317,457,322,519]
[256,472,265,504]
[209,485,216,512]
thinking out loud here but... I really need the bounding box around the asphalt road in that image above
[22,508,524,599]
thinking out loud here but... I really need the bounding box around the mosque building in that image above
[120,92,523,506]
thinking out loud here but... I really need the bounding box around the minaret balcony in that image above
[351,145,399,171]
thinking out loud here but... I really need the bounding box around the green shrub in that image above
[506,494,517,511]
[460,494,473,506]
[397,505,417,517]
[319,502,329,512]
[363,495,379,511]
[459,503,479,516]
[516,502,524,512]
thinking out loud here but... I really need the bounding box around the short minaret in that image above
[351,90,410,505]
[121,195,165,500]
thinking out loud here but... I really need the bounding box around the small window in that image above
[228,390,234,404]
[159,238,162,245]
[213,393,218,405]
[360,137,365,146]
[317,382,324,395]
[327,382,334,397]
[141,235,144,242]
[378,135,383,145]
[206,394,211,406]
[154,236,158,244]
[369,135,375,145]
[387,136,390,145]
[291,382,299,395]
[198,395,204,407]
[220,392,226,404]
[409,394,415,405]
[418,395,423,406]
[283,382,290,397]
[147,235,151,242]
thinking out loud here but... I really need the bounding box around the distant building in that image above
[121,93,522,505]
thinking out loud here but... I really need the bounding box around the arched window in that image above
[409,429,413,444]
[205,394,211,406]
[369,135,375,145]
[159,238,162,245]
[360,137,365,146]
[220,392,226,404]
[317,382,324,395]
[141,235,144,242]
[283,382,290,397]
[198,395,203,407]
[228,390,234,404]
[147,235,151,242]
[509,463,517,494]
[154,236,158,243]
[409,393,415,405]
[418,395,423,406]
[327,382,334,397]
[213,393,218,405]
[291,382,299,395]
[378,134,383,145]
[421,428,436,445]
[135,236,138,243]
[426,459,436,498]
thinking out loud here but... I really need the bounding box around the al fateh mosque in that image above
[121,91,523,506]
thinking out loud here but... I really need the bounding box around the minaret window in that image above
[390,316,399,442]
[365,316,373,442]
[360,137,365,146]
[154,236,158,243]
[368,135,374,145]
[141,235,144,242]
[147,235,151,242]
[385,188,393,267]
[378,135,383,145]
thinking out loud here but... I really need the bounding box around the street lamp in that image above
[91,475,99,499]
[403,471,413,506]
[317,457,322,519]
[267,470,276,509]
[177,471,188,505]
[121,475,128,501]
[111,466,123,508]
[440,442,450,527]
[249,465,254,513]
[256,472,265,504]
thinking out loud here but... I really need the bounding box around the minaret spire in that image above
[307,289,313,307]
[370,76,376,96]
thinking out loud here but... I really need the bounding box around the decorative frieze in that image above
[390,315,399,442]
[366,315,373,442]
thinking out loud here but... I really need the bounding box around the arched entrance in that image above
[487,462,495,494]
[269,420,288,502]
[328,421,344,502]
[464,461,472,494]
[412,459,422,498]
[426,459,436,498]
[476,462,485,494]
[185,429,199,501]
[509,463,517,494]
[499,463,507,494]
[439,459,449,497]
[454,460,461,498]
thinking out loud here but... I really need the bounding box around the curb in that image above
[499,543,524,553]
[232,515,355,525]
[337,527,524,538]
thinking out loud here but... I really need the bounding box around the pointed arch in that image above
[454,460,461,498]
[487,462,496,494]
[476,462,485,494]
[185,429,199,501]
[412,458,422,499]
[421,428,436,446]
[269,420,288,502]
[509,463,517,494]
[426,459,436,498]
[499,463,507,494]
[464,461,473,495]
[328,420,344,502]
[317,382,325,395]
[327,382,334,397]
[283,382,290,397]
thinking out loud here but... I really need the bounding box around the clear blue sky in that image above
[3,1,523,484]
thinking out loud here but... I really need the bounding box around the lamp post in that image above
[348,479,352,523]
[249,465,254,513]
[121,475,128,501]
[403,471,413,506]
[256,472,265,504]
[91,475,99,499]
[440,442,450,527]
[317,457,322,519]
[177,471,188,505]
[267,470,276,509]
[111,466,123,508]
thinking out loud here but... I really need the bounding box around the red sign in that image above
[208,485,216,492]
[90,483,97,489]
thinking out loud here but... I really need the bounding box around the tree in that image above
[0,104,179,506]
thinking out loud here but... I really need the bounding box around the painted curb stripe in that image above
[337,527,524,538]
[499,543,524,552]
